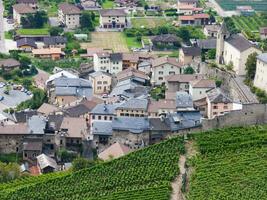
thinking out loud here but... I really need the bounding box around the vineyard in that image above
[0,137,185,200]
[187,126,267,200]
[216,0,267,11]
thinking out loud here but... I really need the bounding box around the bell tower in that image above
[216,22,230,64]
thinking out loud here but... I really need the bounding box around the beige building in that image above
[147,99,176,117]
[13,4,36,26]
[216,23,262,75]
[151,57,184,85]
[189,79,216,101]
[58,3,81,29]
[254,53,267,93]
[179,47,201,65]
[116,98,148,117]
[93,52,123,74]
[206,88,233,119]
[99,9,128,29]
[89,71,112,94]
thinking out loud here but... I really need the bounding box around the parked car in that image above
[26,91,32,96]
[0,96,4,101]
[0,82,6,88]
[102,94,109,98]
[13,85,23,90]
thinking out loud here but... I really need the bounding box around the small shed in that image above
[37,154,58,174]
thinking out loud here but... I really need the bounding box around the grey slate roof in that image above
[197,39,216,49]
[226,34,254,52]
[28,115,46,134]
[207,88,232,103]
[13,110,37,123]
[151,34,179,43]
[112,117,150,134]
[64,104,92,117]
[92,121,113,136]
[54,77,92,87]
[23,141,42,151]
[179,0,198,2]
[0,58,20,68]
[46,114,64,132]
[110,53,122,62]
[181,46,201,56]
[166,111,201,131]
[89,71,111,78]
[43,36,67,46]
[16,38,37,48]
[176,91,194,109]
[99,9,126,17]
[149,118,170,131]
[91,103,121,115]
[117,98,148,110]
[257,53,267,64]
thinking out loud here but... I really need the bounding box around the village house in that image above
[0,58,21,72]
[204,24,220,38]
[16,38,37,52]
[216,23,262,75]
[43,36,67,49]
[89,71,112,94]
[13,4,36,26]
[98,142,131,161]
[58,3,81,29]
[206,88,234,119]
[189,79,216,101]
[80,0,100,10]
[99,9,128,29]
[179,46,201,65]
[122,53,139,69]
[254,53,267,93]
[148,99,176,117]
[32,48,65,60]
[22,140,42,162]
[16,0,38,9]
[151,57,184,85]
[116,68,149,85]
[37,154,58,174]
[47,77,93,106]
[90,103,121,127]
[165,74,205,93]
[177,5,203,15]
[93,52,123,74]
[115,98,148,117]
[260,27,267,40]
[179,13,210,26]
[59,117,89,151]
[151,34,180,50]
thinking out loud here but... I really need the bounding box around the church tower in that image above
[216,22,230,64]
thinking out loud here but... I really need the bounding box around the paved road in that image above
[207,0,239,17]
[0,0,6,53]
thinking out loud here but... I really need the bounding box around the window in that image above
[213,112,217,115]
[223,105,228,109]
[213,106,218,109]
[97,86,101,90]
[109,116,112,120]
[169,71,175,75]
[97,81,102,84]
[98,116,101,120]
[103,81,108,84]
[104,116,107,120]
[158,77,163,80]
[92,115,95,120]
[158,71,163,75]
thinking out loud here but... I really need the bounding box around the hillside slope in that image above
[0,137,185,200]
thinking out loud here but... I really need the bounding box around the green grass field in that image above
[131,17,171,28]
[216,0,267,11]
[102,0,115,9]
[17,28,49,36]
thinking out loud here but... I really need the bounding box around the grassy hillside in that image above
[187,126,267,200]
[0,137,185,200]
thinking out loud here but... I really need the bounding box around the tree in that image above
[80,12,94,31]
[179,27,190,41]
[0,162,20,183]
[207,49,216,59]
[245,52,258,81]
[72,157,95,172]
[21,11,48,28]
[49,27,64,36]
[22,79,32,90]
[184,66,195,74]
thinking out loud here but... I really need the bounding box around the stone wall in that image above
[201,104,267,131]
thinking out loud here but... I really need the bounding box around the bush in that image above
[72,157,95,172]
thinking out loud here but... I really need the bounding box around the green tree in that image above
[72,157,95,172]
[0,162,20,183]
[184,66,195,74]
[80,12,94,31]
[245,52,258,81]
[179,27,190,41]
[49,27,64,36]
[22,79,32,90]
[207,49,216,59]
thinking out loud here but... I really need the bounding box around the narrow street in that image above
[0,0,7,53]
